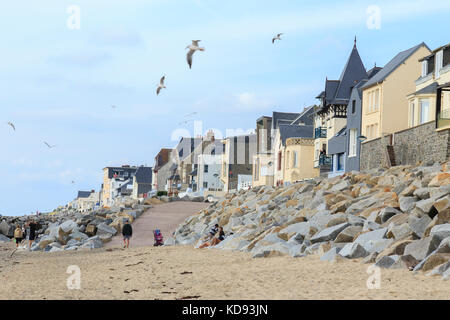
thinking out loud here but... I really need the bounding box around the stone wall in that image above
[361,121,450,171]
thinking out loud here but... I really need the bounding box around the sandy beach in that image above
[1,242,449,300]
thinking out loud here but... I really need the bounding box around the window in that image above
[292,151,298,168]
[203,182,208,189]
[420,99,430,124]
[352,100,356,114]
[204,165,209,173]
[179,149,183,158]
[211,148,215,155]
[286,151,290,169]
[421,60,428,77]
[374,89,379,111]
[409,101,415,127]
[436,50,443,78]
[277,152,282,171]
[337,153,344,171]
[349,129,357,157]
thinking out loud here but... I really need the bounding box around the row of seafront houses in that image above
[72,40,450,211]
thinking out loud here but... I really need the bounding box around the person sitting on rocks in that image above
[122,219,133,249]
[14,224,23,248]
[198,227,226,249]
[207,224,219,240]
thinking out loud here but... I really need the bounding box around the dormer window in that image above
[436,50,444,78]
[421,60,428,77]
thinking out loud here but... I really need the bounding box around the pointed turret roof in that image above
[320,39,368,107]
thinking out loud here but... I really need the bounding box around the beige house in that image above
[273,122,318,186]
[74,190,100,212]
[407,43,450,130]
[360,43,431,141]
[252,116,274,187]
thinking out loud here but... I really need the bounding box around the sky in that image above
[1,0,449,216]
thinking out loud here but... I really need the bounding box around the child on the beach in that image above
[14,225,23,248]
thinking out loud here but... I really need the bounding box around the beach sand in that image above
[1,242,449,300]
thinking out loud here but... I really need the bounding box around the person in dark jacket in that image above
[122,220,133,248]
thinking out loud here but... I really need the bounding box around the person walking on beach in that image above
[122,219,133,249]
[27,219,37,250]
[14,224,23,248]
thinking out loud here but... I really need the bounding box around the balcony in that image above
[314,127,327,139]
[318,154,332,166]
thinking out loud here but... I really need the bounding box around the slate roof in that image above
[411,82,438,96]
[366,66,383,79]
[291,105,315,125]
[318,42,368,110]
[272,112,302,130]
[278,124,314,145]
[77,191,92,199]
[362,43,430,90]
[134,166,153,184]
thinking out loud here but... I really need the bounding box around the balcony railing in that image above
[314,127,327,139]
[319,154,332,166]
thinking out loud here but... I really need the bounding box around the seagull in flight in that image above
[111,105,118,109]
[186,40,205,69]
[178,119,195,126]
[272,33,283,43]
[156,75,166,95]
[7,122,15,131]
[43,141,56,149]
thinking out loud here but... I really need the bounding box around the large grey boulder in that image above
[362,220,380,232]
[0,220,14,237]
[96,222,117,236]
[436,237,450,253]
[310,223,350,244]
[399,197,417,212]
[363,239,394,254]
[320,247,343,261]
[0,234,10,242]
[163,237,176,246]
[335,226,363,243]
[375,255,400,268]
[404,237,440,261]
[339,242,368,259]
[430,224,450,243]
[380,207,402,224]
[288,244,307,258]
[59,220,78,234]
[415,198,435,215]
[389,223,413,240]
[354,227,388,245]
[39,235,56,249]
[81,236,103,249]
[409,215,432,238]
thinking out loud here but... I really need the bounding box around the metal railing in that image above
[318,154,332,166]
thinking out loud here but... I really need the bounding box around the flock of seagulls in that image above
[5,33,284,185]
[6,122,57,150]
[155,35,282,95]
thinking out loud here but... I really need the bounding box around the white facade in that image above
[197,154,223,191]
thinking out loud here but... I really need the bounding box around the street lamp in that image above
[357,135,367,142]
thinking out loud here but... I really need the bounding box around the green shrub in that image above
[157,191,168,197]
